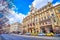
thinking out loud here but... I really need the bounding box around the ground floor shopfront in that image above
[40,25,54,33]
[23,24,60,35]
[28,27,39,35]
[40,25,60,34]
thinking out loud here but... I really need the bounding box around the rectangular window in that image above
[35,16,38,23]
[53,19,56,22]
[40,17,43,21]
[44,16,46,20]
[51,14,54,16]
[0,13,3,18]
[51,14,55,17]
[48,16,50,19]
[58,10,60,13]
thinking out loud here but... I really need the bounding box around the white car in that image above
[38,33,46,36]
[25,33,31,35]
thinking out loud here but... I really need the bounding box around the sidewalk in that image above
[11,34,60,40]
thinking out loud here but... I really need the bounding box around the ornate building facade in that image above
[10,22,23,33]
[22,2,60,35]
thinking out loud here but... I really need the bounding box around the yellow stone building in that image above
[22,2,60,35]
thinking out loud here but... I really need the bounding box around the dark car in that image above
[54,34,60,37]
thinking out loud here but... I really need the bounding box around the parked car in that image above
[38,33,46,36]
[46,33,54,36]
[25,33,31,35]
[54,34,60,37]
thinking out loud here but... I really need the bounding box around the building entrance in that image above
[40,25,54,33]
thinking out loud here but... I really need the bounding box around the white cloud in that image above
[27,12,30,15]
[32,0,53,9]
[9,18,16,24]
[29,5,31,8]
[7,10,26,24]
[53,2,60,6]
[18,13,26,22]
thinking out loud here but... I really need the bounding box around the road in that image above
[0,34,60,40]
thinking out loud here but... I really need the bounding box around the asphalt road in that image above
[0,34,60,40]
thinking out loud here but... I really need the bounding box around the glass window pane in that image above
[0,13,3,18]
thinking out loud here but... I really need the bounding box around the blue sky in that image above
[12,0,60,14]
[52,0,60,4]
[7,0,60,24]
[13,0,34,15]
